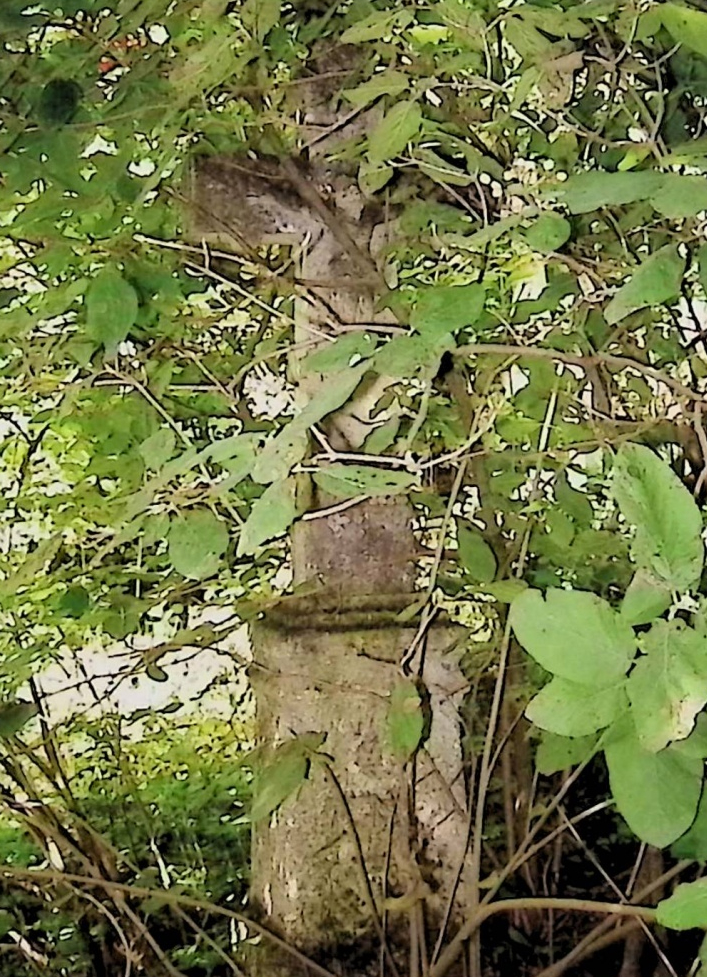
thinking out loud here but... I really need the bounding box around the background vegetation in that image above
[7,0,707,974]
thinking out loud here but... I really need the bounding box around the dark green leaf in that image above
[554,171,665,213]
[37,80,82,126]
[0,702,38,738]
[456,520,497,584]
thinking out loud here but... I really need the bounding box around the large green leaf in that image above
[368,101,422,164]
[604,245,685,325]
[536,731,598,775]
[340,9,413,44]
[661,3,707,60]
[509,589,636,686]
[604,727,703,847]
[620,569,672,626]
[168,509,229,580]
[673,789,707,859]
[657,879,707,931]
[612,443,704,593]
[628,620,707,752]
[374,333,454,378]
[527,677,625,737]
[237,478,298,556]
[650,174,707,218]
[555,170,707,218]
[85,267,139,352]
[554,171,665,213]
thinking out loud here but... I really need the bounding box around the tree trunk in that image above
[189,143,475,975]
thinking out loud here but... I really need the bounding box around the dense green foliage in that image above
[9,0,707,973]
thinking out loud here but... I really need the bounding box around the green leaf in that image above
[313,464,415,499]
[536,731,598,775]
[301,333,378,374]
[650,174,707,218]
[139,429,176,470]
[478,579,528,603]
[604,727,703,847]
[554,171,665,213]
[340,9,413,43]
[410,283,485,336]
[527,677,625,737]
[168,509,229,579]
[237,478,298,556]
[510,589,636,686]
[0,702,38,738]
[628,620,707,752]
[86,267,139,352]
[414,148,473,187]
[240,0,281,41]
[59,585,90,619]
[368,101,422,164]
[620,569,672,626]
[103,594,144,640]
[522,213,571,252]
[37,79,82,126]
[252,364,366,484]
[374,333,455,378]
[251,733,325,822]
[0,536,62,597]
[387,680,424,761]
[456,520,497,584]
[146,663,168,682]
[0,910,14,939]
[661,3,707,60]
[358,159,394,194]
[657,879,707,931]
[555,474,593,526]
[672,788,707,859]
[612,443,704,592]
[342,70,409,109]
[604,245,685,325]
